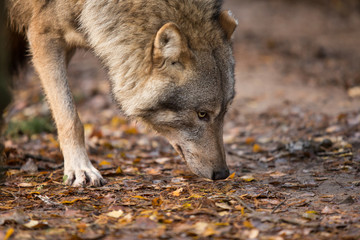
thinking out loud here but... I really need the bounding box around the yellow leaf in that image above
[132,195,149,200]
[29,191,41,195]
[152,197,163,207]
[240,175,255,182]
[302,210,319,220]
[4,228,14,240]
[106,153,114,158]
[228,172,236,179]
[189,194,203,199]
[124,127,138,135]
[106,210,124,218]
[99,160,111,166]
[111,116,127,127]
[116,166,123,174]
[215,222,229,226]
[252,144,262,153]
[61,197,88,204]
[0,206,13,210]
[172,187,183,197]
[48,136,59,147]
[243,220,253,228]
[182,203,192,209]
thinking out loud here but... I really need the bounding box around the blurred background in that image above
[224,0,360,115]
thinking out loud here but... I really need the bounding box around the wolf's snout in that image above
[211,168,229,180]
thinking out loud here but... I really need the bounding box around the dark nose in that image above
[212,168,230,180]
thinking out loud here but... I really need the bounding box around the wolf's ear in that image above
[153,22,183,64]
[219,10,237,40]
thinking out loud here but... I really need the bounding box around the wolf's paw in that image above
[64,166,107,187]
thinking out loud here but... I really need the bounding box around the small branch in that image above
[232,195,255,213]
[24,153,57,163]
[271,199,286,214]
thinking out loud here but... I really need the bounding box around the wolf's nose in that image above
[212,168,230,180]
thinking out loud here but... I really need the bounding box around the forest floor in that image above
[1,0,360,239]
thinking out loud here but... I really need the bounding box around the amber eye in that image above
[197,112,209,121]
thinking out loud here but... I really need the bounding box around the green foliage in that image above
[6,116,55,137]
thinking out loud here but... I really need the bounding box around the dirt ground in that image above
[1,0,360,239]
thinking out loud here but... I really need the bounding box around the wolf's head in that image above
[88,0,238,180]
[132,10,237,180]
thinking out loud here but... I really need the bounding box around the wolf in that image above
[6,0,237,187]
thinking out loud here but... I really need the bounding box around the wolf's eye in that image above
[197,112,209,121]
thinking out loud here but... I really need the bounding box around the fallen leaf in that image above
[248,228,259,239]
[348,86,360,98]
[228,172,236,179]
[269,171,286,178]
[18,182,34,187]
[252,144,262,153]
[302,210,319,220]
[172,187,184,197]
[321,206,335,214]
[106,210,124,218]
[23,220,40,228]
[215,202,232,210]
[189,194,203,199]
[193,222,218,237]
[152,197,163,207]
[240,175,255,182]
[61,197,89,204]
[4,228,14,240]
[116,166,123,174]
[243,220,253,228]
[132,195,149,200]
[99,160,111,166]
[245,137,256,145]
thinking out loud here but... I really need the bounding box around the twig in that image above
[1,190,18,201]
[280,218,319,228]
[271,199,286,214]
[227,150,257,161]
[316,151,352,157]
[232,195,255,213]
[24,153,57,163]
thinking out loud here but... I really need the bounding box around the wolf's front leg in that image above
[28,24,106,187]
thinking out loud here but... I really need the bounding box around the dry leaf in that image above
[106,210,124,218]
[228,172,236,179]
[240,175,255,182]
[172,187,184,197]
[4,228,14,240]
[99,160,111,166]
[132,195,149,200]
[245,137,256,145]
[215,202,232,210]
[252,144,262,153]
